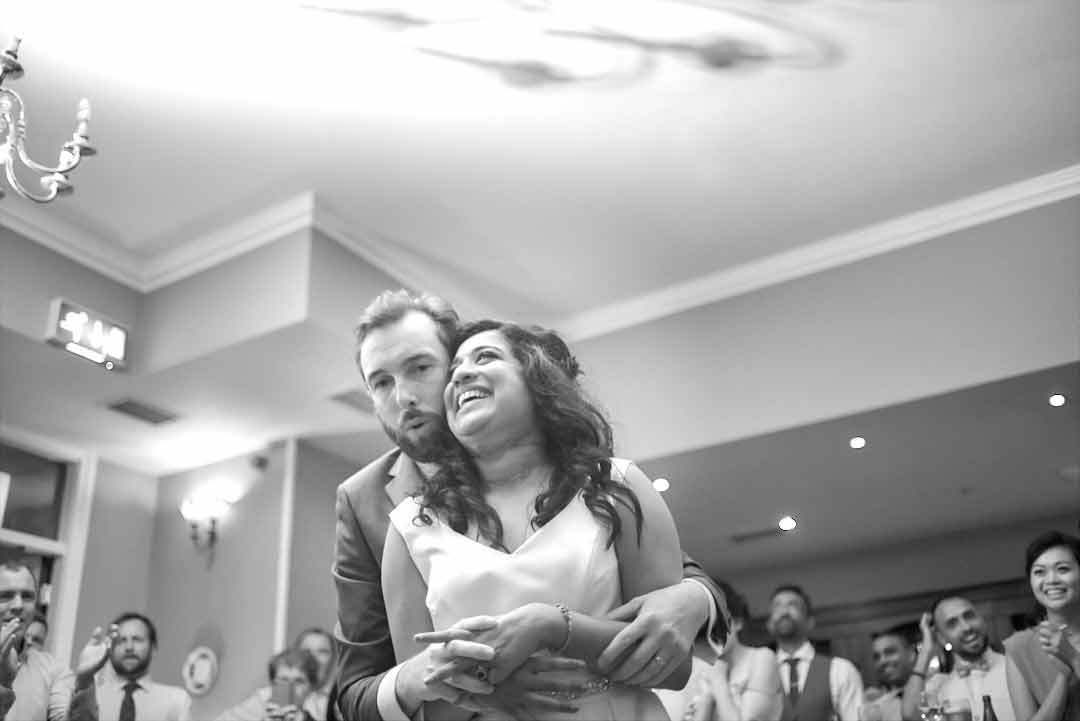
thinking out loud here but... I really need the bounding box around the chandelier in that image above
[0,36,95,203]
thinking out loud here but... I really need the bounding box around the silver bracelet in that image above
[553,602,573,654]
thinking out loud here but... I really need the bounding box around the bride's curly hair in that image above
[414,320,643,551]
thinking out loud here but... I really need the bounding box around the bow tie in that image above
[954,657,990,677]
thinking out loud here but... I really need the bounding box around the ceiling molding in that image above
[139,192,317,291]
[0,202,142,288]
[561,163,1080,342]
[312,201,504,319]
[4,163,1079,313]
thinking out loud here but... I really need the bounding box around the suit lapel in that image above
[385,453,425,506]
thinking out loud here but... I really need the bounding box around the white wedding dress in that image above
[389,468,670,721]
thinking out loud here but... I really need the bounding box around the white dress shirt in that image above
[924,650,1014,721]
[776,640,864,721]
[95,668,191,721]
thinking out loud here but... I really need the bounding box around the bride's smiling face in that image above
[444,329,537,448]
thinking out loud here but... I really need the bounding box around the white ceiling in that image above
[2,0,1079,317]
[1,0,1078,570]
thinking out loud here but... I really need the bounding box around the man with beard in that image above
[862,625,918,721]
[900,598,1014,721]
[0,560,111,721]
[332,290,730,721]
[768,584,863,721]
[95,612,191,721]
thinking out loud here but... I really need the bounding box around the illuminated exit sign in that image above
[46,298,128,371]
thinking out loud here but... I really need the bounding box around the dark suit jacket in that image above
[331,448,728,721]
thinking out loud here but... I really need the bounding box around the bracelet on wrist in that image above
[553,602,573,654]
[910,670,927,680]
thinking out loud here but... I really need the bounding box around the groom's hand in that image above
[457,656,588,720]
[598,581,707,687]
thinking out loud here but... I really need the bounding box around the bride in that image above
[382,319,690,720]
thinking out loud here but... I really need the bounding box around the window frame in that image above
[0,425,97,666]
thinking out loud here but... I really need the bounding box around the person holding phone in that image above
[900,597,1014,721]
[215,648,322,721]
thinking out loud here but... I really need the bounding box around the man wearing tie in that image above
[95,612,191,721]
[900,597,1014,721]
[768,585,864,721]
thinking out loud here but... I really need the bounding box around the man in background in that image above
[769,584,864,721]
[0,559,110,721]
[863,624,919,721]
[901,597,1013,721]
[95,611,191,721]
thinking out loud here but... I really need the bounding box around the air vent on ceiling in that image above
[729,527,782,544]
[107,399,179,425]
[330,388,374,414]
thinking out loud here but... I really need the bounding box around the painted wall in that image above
[72,461,157,663]
[726,513,1080,614]
[146,444,285,720]
[136,230,312,374]
[0,226,140,342]
[286,441,359,643]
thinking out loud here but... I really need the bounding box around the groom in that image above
[331,290,730,720]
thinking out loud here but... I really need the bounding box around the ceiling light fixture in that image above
[1049,394,1067,407]
[0,36,95,203]
[778,515,797,532]
[849,436,867,450]
[652,477,670,492]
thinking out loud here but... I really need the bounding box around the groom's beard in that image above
[383,411,456,463]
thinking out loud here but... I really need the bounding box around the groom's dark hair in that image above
[354,290,460,378]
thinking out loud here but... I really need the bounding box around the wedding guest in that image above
[769,584,863,721]
[901,597,1013,721]
[1005,531,1080,721]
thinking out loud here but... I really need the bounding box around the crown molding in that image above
[4,163,1079,319]
[0,202,142,288]
[311,200,503,320]
[561,163,1080,342]
[139,192,318,291]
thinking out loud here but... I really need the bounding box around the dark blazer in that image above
[330,448,728,721]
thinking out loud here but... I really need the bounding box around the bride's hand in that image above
[416,604,565,685]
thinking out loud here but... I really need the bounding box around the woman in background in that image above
[1005,530,1080,721]
[661,581,783,721]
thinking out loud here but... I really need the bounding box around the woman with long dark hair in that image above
[381,320,689,720]
[1005,530,1080,720]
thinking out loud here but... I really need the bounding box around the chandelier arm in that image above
[15,137,82,175]
[4,156,59,203]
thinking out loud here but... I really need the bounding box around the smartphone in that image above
[270,680,295,707]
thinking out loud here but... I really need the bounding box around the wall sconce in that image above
[179,491,231,550]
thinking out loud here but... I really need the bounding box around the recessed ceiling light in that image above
[652,477,670,493]
[1049,394,1067,407]
[778,515,797,532]
[849,436,867,450]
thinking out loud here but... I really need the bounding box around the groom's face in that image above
[360,311,454,461]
